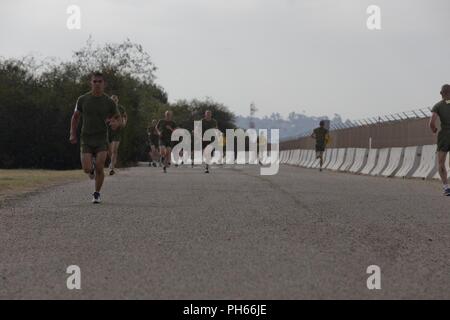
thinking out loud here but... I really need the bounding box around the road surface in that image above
[1,165,449,299]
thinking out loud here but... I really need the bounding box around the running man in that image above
[147,119,160,167]
[201,110,218,173]
[69,72,120,203]
[429,84,450,196]
[107,95,127,175]
[311,120,330,172]
[156,111,177,173]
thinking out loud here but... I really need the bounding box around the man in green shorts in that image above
[107,95,127,176]
[69,72,120,203]
[156,111,177,173]
[201,110,219,173]
[429,84,450,196]
[311,120,329,172]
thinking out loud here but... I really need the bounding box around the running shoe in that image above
[92,192,101,204]
[152,162,157,167]
[109,169,115,176]
[443,187,450,196]
[163,166,167,173]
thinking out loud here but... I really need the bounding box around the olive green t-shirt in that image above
[432,100,450,131]
[157,120,177,140]
[75,92,119,145]
[201,118,218,135]
[313,127,328,147]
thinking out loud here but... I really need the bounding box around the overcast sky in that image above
[1,0,449,120]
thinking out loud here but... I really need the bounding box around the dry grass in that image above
[0,169,85,201]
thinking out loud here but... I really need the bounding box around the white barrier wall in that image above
[303,150,316,167]
[370,148,390,176]
[322,149,335,168]
[395,146,421,178]
[381,147,404,177]
[300,150,314,167]
[308,157,320,168]
[307,150,321,168]
[284,150,292,164]
[295,150,306,166]
[348,148,368,173]
[313,149,330,169]
[412,145,438,179]
[360,149,378,175]
[280,151,288,164]
[293,150,302,165]
[339,148,356,172]
[288,150,300,165]
[326,148,339,169]
[329,148,346,171]
[281,144,445,183]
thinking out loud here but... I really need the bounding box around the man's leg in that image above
[160,146,167,171]
[438,151,448,186]
[165,147,172,167]
[81,152,94,178]
[94,151,108,193]
[153,146,160,167]
[319,152,324,170]
[110,141,120,171]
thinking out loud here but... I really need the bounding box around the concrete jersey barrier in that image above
[300,150,314,167]
[295,150,306,166]
[303,150,316,167]
[339,148,356,172]
[412,145,438,179]
[288,150,300,165]
[324,149,338,169]
[360,149,378,175]
[322,148,335,168]
[329,148,346,171]
[370,148,390,176]
[381,147,404,177]
[348,148,368,173]
[395,146,421,178]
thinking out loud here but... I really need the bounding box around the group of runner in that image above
[146,110,219,174]
[69,72,219,203]
[69,73,450,202]
[311,84,450,196]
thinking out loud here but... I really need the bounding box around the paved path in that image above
[1,165,449,299]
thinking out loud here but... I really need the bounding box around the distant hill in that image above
[235,112,348,141]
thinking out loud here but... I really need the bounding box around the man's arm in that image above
[122,112,128,127]
[429,112,438,134]
[105,102,120,125]
[69,111,81,144]
[155,120,162,136]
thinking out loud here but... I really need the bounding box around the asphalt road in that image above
[1,164,449,299]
